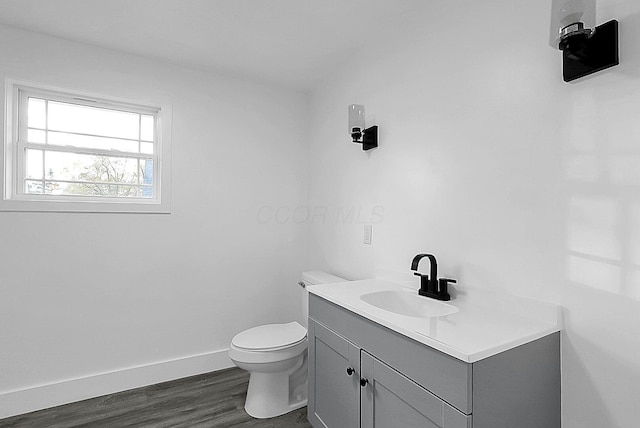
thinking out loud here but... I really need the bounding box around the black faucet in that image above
[411,254,456,301]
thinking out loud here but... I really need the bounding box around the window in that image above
[2,81,171,212]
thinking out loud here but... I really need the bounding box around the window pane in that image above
[44,151,139,184]
[48,101,140,140]
[28,129,46,143]
[25,180,43,194]
[48,131,139,153]
[45,181,139,198]
[141,115,154,141]
[44,181,62,195]
[140,186,153,198]
[140,142,154,154]
[28,98,46,129]
[26,149,43,179]
[140,159,153,185]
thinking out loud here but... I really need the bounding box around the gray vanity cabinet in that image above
[308,294,560,428]
[308,318,469,428]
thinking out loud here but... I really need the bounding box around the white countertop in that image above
[308,279,562,363]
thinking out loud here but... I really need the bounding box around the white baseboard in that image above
[0,349,235,419]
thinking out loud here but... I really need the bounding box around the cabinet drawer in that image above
[310,294,472,414]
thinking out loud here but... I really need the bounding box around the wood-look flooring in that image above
[0,368,312,427]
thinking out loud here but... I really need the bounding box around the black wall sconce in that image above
[551,0,619,82]
[348,104,378,151]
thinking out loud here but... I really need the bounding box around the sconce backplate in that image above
[563,20,619,82]
[362,126,378,151]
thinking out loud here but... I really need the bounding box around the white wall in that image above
[307,1,640,427]
[0,24,308,417]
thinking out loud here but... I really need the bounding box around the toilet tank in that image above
[300,271,345,328]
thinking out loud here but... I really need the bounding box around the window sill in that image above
[0,197,171,213]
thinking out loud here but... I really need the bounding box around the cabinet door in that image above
[361,352,471,428]
[308,320,361,428]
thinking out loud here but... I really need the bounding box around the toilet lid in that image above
[232,321,307,351]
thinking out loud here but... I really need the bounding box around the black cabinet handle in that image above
[360,377,369,387]
[346,367,354,376]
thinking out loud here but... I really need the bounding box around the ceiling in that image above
[0,0,426,92]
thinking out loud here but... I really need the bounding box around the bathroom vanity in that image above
[307,279,561,428]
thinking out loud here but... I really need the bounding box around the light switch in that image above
[364,224,372,245]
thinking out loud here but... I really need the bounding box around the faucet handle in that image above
[437,278,456,301]
[414,271,431,295]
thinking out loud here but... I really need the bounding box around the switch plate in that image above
[363,224,372,245]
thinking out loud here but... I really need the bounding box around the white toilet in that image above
[228,271,345,419]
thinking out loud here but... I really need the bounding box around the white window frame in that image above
[1,79,171,213]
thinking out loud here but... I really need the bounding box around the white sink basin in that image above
[360,289,459,318]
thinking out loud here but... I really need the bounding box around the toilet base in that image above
[244,352,308,419]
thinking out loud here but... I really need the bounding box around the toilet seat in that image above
[229,321,308,365]
[229,337,308,365]
[231,322,307,351]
